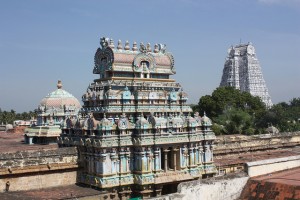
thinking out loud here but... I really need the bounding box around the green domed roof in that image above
[40,81,81,108]
[45,88,76,99]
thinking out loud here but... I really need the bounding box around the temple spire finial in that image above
[132,41,138,51]
[57,80,62,89]
[117,40,123,50]
[109,38,115,49]
[124,40,130,50]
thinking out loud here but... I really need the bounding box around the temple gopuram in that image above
[220,43,273,107]
[58,37,216,199]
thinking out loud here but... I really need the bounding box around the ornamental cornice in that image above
[133,52,156,73]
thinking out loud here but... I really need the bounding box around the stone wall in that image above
[1,132,300,194]
[214,132,300,155]
[0,147,78,192]
[0,147,77,170]
[246,155,300,177]
[150,173,249,200]
[0,170,77,192]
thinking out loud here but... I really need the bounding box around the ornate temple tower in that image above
[58,37,216,199]
[220,43,273,107]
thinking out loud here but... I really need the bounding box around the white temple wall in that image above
[150,174,249,200]
[246,155,300,177]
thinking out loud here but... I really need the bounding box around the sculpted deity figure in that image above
[49,116,54,126]
[158,44,167,53]
[139,42,147,53]
[100,37,108,49]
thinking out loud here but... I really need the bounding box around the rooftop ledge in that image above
[94,77,176,83]
[246,155,300,167]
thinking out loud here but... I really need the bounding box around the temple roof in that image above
[93,37,175,75]
[40,81,81,109]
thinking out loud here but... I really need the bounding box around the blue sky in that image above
[0,0,299,112]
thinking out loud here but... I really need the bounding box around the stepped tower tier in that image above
[220,42,273,107]
[82,37,190,120]
[58,37,216,199]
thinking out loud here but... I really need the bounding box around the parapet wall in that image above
[1,132,300,194]
[0,147,78,192]
[0,147,77,169]
[246,155,300,177]
[214,132,300,155]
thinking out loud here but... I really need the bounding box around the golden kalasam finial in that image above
[57,80,62,89]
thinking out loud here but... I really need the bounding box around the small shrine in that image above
[25,81,81,144]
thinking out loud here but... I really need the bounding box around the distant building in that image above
[220,43,273,107]
[58,37,217,198]
[14,119,36,127]
[24,81,81,144]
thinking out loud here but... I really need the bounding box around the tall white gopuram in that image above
[220,42,273,107]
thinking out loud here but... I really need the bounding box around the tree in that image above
[290,98,300,107]
[0,108,37,124]
[257,98,300,132]
[198,87,266,119]
[213,108,255,135]
[197,87,267,135]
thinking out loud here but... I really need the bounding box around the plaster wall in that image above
[150,174,249,200]
[0,170,77,192]
[246,155,300,177]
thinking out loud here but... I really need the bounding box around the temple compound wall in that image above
[58,37,217,198]
[1,132,300,195]
[0,147,78,192]
[246,155,300,177]
[214,132,300,155]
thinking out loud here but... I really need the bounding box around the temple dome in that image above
[201,113,212,126]
[40,81,81,109]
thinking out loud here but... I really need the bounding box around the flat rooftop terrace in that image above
[214,147,300,167]
[0,131,58,153]
[240,167,300,200]
[0,184,104,200]
[252,167,300,186]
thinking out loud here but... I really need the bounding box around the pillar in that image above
[210,142,214,162]
[189,147,193,167]
[119,153,124,173]
[125,153,130,173]
[194,145,199,165]
[193,147,197,165]
[146,148,152,172]
[173,148,179,171]
[154,147,160,172]
[140,152,144,172]
[99,153,106,174]
[28,137,33,145]
[163,148,170,172]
